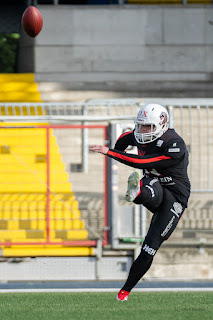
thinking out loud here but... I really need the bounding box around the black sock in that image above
[122,253,153,292]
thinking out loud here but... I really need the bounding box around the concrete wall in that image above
[0,249,213,281]
[18,5,213,92]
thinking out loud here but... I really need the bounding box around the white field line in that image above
[0,288,213,293]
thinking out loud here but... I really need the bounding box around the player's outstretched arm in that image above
[89,145,109,155]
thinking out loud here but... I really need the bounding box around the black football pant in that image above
[122,177,185,292]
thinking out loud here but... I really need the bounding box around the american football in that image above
[21,6,43,38]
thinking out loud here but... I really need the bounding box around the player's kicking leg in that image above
[117,173,163,301]
[117,187,185,301]
[117,171,140,301]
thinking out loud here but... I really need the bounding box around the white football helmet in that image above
[134,103,169,144]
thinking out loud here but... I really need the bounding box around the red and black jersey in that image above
[107,128,191,207]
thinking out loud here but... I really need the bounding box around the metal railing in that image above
[1,99,213,192]
[0,99,213,247]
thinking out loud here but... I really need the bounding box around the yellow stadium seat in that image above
[2,211,11,220]
[38,220,46,230]
[0,230,26,240]
[71,200,79,210]
[64,219,72,230]
[63,210,72,219]
[71,210,81,219]
[72,220,84,229]
[49,220,55,230]
[30,220,38,230]
[37,210,46,219]
[29,212,39,220]
[54,201,64,209]
[55,219,64,230]
[67,230,88,240]
[8,220,19,230]
[20,211,29,219]
[29,201,37,210]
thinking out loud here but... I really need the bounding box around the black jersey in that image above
[107,128,191,207]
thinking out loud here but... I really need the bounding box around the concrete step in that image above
[40,90,140,102]
[38,81,213,102]
[0,92,41,102]
[0,74,35,82]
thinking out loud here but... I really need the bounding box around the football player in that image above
[90,103,191,301]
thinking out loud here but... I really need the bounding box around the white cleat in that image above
[125,171,140,202]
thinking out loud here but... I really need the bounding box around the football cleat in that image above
[116,290,130,301]
[125,171,140,202]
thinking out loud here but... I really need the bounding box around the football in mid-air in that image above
[22,6,43,38]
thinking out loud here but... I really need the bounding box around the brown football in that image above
[22,6,43,38]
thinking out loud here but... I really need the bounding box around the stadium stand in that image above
[0,74,93,257]
[0,74,41,103]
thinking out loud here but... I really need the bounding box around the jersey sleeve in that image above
[107,138,185,170]
[114,131,135,151]
[107,149,172,169]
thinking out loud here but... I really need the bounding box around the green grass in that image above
[0,292,212,320]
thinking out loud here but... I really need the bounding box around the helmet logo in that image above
[138,110,147,119]
[160,112,168,125]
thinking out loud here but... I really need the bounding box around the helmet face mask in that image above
[134,103,169,144]
[135,123,157,143]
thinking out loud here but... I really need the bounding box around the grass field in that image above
[0,292,212,320]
